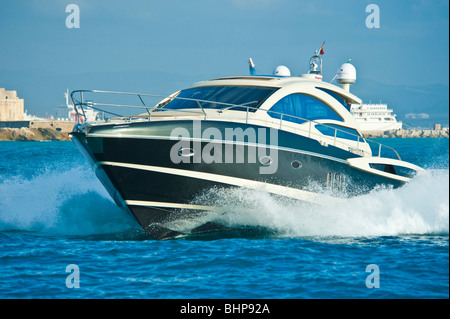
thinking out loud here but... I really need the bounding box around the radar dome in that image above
[273,65,291,77]
[336,62,356,84]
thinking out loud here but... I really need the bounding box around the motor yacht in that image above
[70,51,423,239]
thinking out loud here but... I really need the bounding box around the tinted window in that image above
[268,93,343,124]
[316,87,352,111]
[315,123,362,141]
[161,86,278,111]
[369,164,418,178]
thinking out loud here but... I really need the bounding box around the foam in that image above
[1,166,447,239]
[179,169,449,237]
[0,166,138,235]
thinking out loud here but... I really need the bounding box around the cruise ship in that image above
[350,102,402,132]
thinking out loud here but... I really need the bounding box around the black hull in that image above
[71,121,404,239]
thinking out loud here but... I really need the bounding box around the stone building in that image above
[0,88,24,121]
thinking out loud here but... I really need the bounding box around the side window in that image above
[268,93,343,124]
[269,94,306,124]
[315,124,363,141]
[316,87,352,111]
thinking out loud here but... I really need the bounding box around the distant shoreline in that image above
[363,128,449,139]
[0,120,75,141]
[0,127,448,141]
[0,127,71,141]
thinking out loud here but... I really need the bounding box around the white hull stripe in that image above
[96,161,343,205]
[125,200,213,210]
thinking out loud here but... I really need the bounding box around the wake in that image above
[169,169,449,238]
[1,166,448,239]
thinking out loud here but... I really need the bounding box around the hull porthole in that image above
[291,160,302,169]
[259,156,273,166]
[178,148,196,157]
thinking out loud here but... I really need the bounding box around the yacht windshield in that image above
[160,86,278,112]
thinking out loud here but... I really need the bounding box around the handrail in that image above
[70,89,401,160]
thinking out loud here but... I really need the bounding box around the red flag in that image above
[319,41,325,55]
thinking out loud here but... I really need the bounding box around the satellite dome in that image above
[273,65,291,77]
[336,62,356,84]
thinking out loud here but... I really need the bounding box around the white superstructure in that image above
[55,89,99,122]
[350,103,402,132]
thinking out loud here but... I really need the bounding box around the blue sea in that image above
[0,138,448,301]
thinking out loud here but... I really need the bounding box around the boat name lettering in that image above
[348,146,365,156]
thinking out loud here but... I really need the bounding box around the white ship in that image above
[350,102,403,132]
[332,61,402,132]
[55,89,99,122]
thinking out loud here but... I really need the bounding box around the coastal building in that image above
[0,88,24,121]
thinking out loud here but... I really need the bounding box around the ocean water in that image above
[0,138,448,300]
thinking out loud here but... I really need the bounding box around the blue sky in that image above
[0,0,448,119]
